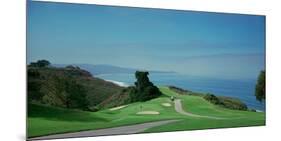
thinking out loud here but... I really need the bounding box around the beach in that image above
[104,79,130,87]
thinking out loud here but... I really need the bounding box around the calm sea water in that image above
[96,73,265,111]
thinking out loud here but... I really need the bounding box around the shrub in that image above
[219,97,248,111]
[125,71,162,103]
[255,70,265,102]
[29,60,50,68]
[204,94,222,105]
[135,71,161,100]
[204,94,248,111]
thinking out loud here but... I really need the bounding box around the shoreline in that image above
[255,109,264,112]
[104,79,265,112]
[105,79,130,87]
[98,75,264,111]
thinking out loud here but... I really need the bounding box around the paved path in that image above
[174,99,224,119]
[29,120,180,140]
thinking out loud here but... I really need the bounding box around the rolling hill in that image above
[28,86,265,138]
[28,65,131,111]
[28,61,265,139]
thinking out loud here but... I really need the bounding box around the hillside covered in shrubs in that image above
[28,60,163,111]
[203,94,248,111]
[28,60,128,111]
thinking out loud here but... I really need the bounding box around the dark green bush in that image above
[204,94,222,105]
[128,71,162,102]
[204,94,248,111]
[29,60,50,68]
[255,70,265,102]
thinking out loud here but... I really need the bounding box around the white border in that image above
[1,0,281,141]
[35,0,268,15]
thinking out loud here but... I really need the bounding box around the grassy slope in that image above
[28,96,179,137]
[143,87,265,132]
[28,87,265,137]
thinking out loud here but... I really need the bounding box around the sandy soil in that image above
[136,111,160,115]
[161,103,172,107]
[109,105,128,111]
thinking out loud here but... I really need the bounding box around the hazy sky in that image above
[27,1,265,79]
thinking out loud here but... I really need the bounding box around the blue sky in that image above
[27,1,265,79]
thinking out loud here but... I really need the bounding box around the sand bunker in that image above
[109,105,128,111]
[161,103,172,107]
[136,111,160,115]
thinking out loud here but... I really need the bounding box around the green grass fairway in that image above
[28,86,265,137]
[143,87,265,132]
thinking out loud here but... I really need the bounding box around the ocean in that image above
[96,73,265,111]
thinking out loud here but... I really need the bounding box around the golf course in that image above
[28,86,265,139]
[27,2,266,140]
